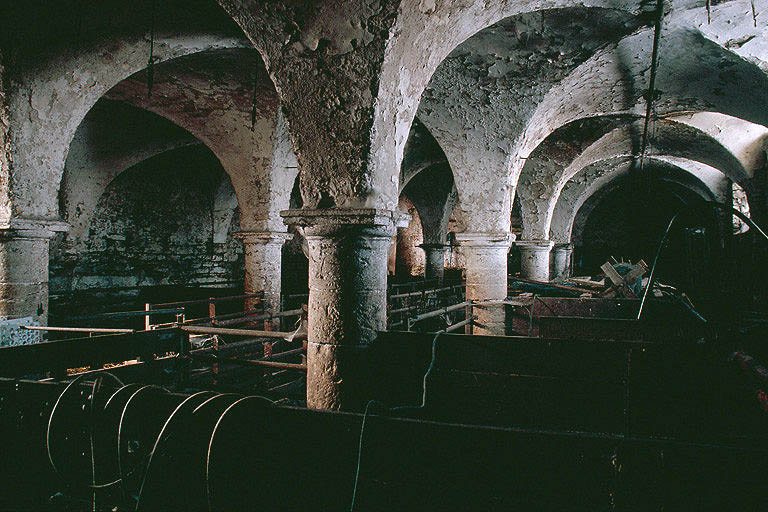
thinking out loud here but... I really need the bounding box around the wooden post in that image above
[208,298,216,325]
[145,303,152,331]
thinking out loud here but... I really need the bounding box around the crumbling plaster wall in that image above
[217,0,404,210]
[0,52,10,218]
[550,156,723,244]
[50,145,244,296]
[375,0,646,213]
[61,100,200,248]
[217,0,647,213]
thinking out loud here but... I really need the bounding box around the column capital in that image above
[281,208,396,238]
[394,209,412,229]
[0,217,70,240]
[455,231,515,248]
[516,239,555,252]
[552,242,574,251]
[234,231,293,245]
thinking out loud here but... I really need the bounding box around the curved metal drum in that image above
[135,392,241,511]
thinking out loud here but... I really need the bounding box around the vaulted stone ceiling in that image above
[2,0,767,243]
[409,0,768,240]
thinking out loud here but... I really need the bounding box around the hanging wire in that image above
[350,332,443,511]
[636,200,768,320]
[146,0,157,97]
[639,0,664,172]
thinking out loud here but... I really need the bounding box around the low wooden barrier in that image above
[506,295,703,341]
[1,371,767,511]
[0,328,186,378]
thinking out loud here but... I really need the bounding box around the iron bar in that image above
[188,352,307,371]
[181,325,304,339]
[22,326,135,334]
[639,0,664,170]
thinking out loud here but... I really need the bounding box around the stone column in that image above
[517,240,555,282]
[234,231,292,329]
[456,232,514,336]
[419,243,446,282]
[0,219,69,325]
[281,208,394,411]
[550,243,574,280]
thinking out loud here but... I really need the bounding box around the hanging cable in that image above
[146,0,157,97]
[639,0,664,171]
[350,332,443,511]
[637,200,768,320]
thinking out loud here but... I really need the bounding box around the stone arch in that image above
[518,116,753,240]
[5,31,253,223]
[550,156,722,244]
[373,1,645,204]
[416,6,644,234]
[60,100,202,248]
[102,47,285,232]
[510,26,768,191]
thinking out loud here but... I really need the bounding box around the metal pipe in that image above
[443,317,474,333]
[21,326,135,334]
[152,292,264,308]
[412,301,471,322]
[181,325,302,339]
[639,0,664,170]
[67,309,184,321]
[188,352,307,371]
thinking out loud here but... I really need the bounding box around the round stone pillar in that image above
[0,219,69,325]
[456,232,514,336]
[419,243,446,282]
[234,231,292,329]
[281,208,394,411]
[517,240,555,282]
[550,242,574,281]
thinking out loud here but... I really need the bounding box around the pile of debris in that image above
[511,257,696,303]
